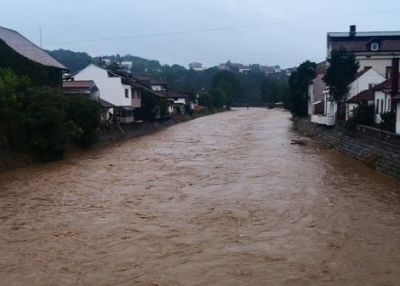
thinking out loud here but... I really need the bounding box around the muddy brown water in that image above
[0,109,400,286]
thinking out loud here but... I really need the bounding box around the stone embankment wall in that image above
[295,118,400,180]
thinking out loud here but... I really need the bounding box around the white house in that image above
[328,26,400,79]
[72,64,141,124]
[373,74,399,124]
[345,68,385,119]
[159,90,191,115]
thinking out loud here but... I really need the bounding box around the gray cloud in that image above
[1,0,400,67]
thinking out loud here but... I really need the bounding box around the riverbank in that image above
[0,111,221,174]
[294,117,400,180]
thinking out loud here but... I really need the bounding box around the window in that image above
[370,42,379,51]
[375,101,379,114]
[381,99,384,113]
[125,89,129,98]
[388,98,391,111]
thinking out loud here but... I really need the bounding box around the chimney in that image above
[391,58,399,99]
[349,25,356,37]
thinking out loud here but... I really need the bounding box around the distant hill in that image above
[48,49,289,105]
[48,49,92,73]
[48,49,166,75]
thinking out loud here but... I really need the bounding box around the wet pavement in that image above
[0,108,400,286]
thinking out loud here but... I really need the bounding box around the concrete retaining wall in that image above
[295,118,400,180]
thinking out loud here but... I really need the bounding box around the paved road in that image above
[0,109,400,286]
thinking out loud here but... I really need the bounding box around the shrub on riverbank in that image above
[345,102,375,130]
[0,68,101,161]
[65,97,101,148]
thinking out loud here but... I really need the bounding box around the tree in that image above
[323,49,359,102]
[211,70,240,108]
[48,49,92,73]
[24,87,67,161]
[287,61,316,117]
[345,101,375,130]
[0,68,30,151]
[378,111,396,132]
[260,75,289,105]
[65,97,101,148]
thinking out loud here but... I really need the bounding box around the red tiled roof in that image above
[347,89,374,104]
[330,39,400,53]
[374,75,400,91]
[63,80,96,89]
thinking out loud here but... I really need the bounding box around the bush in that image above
[65,97,101,148]
[378,111,396,133]
[0,68,102,162]
[345,101,375,130]
[25,87,67,161]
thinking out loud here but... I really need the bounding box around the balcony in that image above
[311,115,336,126]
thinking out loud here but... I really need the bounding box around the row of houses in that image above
[309,25,400,133]
[0,26,194,125]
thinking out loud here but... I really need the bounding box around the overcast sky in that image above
[1,0,400,68]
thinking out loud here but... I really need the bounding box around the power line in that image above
[44,9,400,46]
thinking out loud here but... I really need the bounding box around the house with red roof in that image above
[312,26,400,126]
[345,68,385,119]
[328,25,400,79]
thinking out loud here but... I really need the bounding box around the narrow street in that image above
[0,108,400,286]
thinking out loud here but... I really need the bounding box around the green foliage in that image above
[0,68,30,150]
[65,97,101,148]
[211,71,240,108]
[345,102,375,130]
[323,49,359,101]
[378,111,396,132]
[141,90,160,121]
[287,61,317,117]
[0,68,102,162]
[24,87,67,161]
[260,75,289,104]
[198,92,213,109]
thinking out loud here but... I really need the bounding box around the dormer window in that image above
[371,42,380,51]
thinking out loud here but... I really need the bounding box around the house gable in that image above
[73,64,132,107]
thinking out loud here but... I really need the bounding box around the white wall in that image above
[348,69,385,99]
[356,56,393,78]
[131,89,142,108]
[396,102,400,134]
[73,64,132,107]
[374,91,391,123]
[308,83,314,116]
[151,85,164,91]
[174,98,186,105]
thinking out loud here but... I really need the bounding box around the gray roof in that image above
[0,26,66,69]
[328,31,400,38]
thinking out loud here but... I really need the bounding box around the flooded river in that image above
[0,109,400,286]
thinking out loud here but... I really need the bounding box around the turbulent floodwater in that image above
[0,108,400,286]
